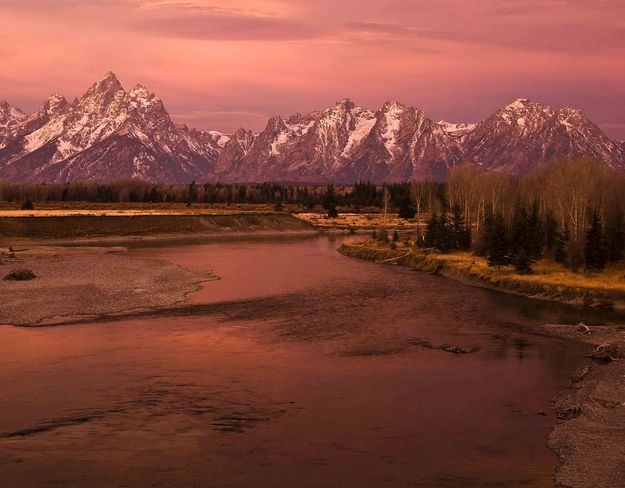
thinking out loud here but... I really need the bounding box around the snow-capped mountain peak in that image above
[1,74,624,182]
[0,101,26,128]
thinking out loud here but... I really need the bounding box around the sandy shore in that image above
[0,246,213,326]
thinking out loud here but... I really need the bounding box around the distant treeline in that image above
[0,180,416,209]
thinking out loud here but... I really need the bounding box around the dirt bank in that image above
[0,246,213,326]
[0,212,314,243]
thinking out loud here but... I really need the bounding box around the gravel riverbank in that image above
[0,246,212,326]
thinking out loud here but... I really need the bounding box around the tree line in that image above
[416,160,625,273]
[0,180,411,209]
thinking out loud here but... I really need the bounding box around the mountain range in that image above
[1,72,624,183]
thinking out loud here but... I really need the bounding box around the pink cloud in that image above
[0,0,624,139]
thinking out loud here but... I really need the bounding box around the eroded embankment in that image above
[0,212,314,242]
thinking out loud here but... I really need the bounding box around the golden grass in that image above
[343,240,625,299]
[295,212,422,229]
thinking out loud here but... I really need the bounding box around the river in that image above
[0,235,601,487]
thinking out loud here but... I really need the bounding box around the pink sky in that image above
[1,0,624,138]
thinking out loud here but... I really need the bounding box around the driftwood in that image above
[589,343,621,362]
[379,252,410,264]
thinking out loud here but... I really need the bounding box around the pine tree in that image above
[510,203,529,258]
[544,211,558,254]
[424,212,439,248]
[450,204,471,250]
[322,184,338,218]
[527,201,545,259]
[605,211,625,263]
[514,248,534,274]
[487,213,509,267]
[584,209,607,272]
[553,225,568,264]
[437,213,451,252]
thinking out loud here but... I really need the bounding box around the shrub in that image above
[20,200,34,210]
[3,268,36,281]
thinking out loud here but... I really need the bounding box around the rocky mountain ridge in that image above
[1,73,623,183]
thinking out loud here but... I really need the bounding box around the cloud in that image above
[136,12,329,41]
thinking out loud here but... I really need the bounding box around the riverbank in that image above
[540,324,625,488]
[0,246,213,326]
[340,239,625,488]
[0,212,314,244]
[339,240,625,310]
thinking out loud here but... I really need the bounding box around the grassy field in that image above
[340,239,625,308]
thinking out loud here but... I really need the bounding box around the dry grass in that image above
[295,212,423,229]
[342,240,625,301]
[0,202,286,217]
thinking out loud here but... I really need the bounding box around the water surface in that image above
[0,236,599,487]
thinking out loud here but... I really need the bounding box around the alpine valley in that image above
[1,72,623,184]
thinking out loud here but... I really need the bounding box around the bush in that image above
[3,268,36,281]
[20,200,34,210]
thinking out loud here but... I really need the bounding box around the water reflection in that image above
[0,236,614,488]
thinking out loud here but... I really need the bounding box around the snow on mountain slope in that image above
[0,72,222,182]
[464,98,625,174]
[1,76,624,183]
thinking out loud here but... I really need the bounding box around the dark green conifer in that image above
[584,209,607,271]
[487,213,509,267]
[605,211,625,263]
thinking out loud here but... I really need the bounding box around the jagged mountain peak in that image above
[1,76,624,183]
[41,94,69,117]
[80,71,125,106]
[381,100,408,111]
[0,101,26,128]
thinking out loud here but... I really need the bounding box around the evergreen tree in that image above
[487,213,509,267]
[323,184,339,218]
[187,180,197,206]
[424,212,439,248]
[513,248,534,274]
[510,202,529,258]
[605,211,625,263]
[584,209,607,271]
[553,224,568,264]
[527,201,545,259]
[544,211,559,254]
[437,213,451,252]
[450,204,470,250]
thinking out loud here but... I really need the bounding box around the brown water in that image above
[0,235,603,487]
